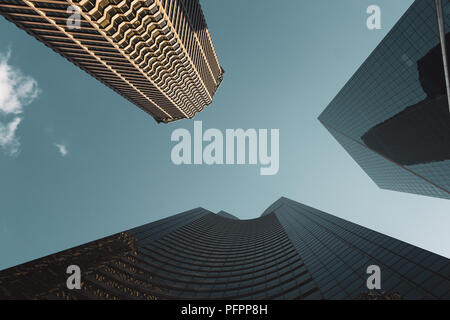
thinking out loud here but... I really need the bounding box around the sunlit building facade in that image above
[0,0,224,123]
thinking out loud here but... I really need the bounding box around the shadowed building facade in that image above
[319,0,450,200]
[0,0,224,123]
[1,197,449,300]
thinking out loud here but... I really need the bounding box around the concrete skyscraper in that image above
[0,0,224,122]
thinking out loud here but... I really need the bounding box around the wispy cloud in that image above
[0,117,21,156]
[55,143,68,157]
[0,49,40,156]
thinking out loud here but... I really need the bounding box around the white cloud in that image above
[0,117,21,156]
[55,143,68,157]
[0,49,40,156]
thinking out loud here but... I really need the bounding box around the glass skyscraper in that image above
[319,0,450,200]
[1,197,449,300]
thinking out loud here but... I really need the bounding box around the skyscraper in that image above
[1,197,449,300]
[319,0,450,200]
[0,0,224,123]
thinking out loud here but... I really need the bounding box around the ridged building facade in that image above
[319,0,450,199]
[1,198,449,300]
[0,0,224,123]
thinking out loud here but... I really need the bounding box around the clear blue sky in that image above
[1,0,449,271]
